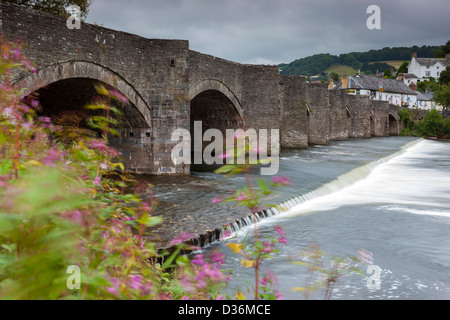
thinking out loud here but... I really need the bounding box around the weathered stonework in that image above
[1,2,404,175]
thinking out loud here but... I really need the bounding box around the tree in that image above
[383,68,395,79]
[432,84,450,112]
[396,61,409,76]
[439,67,450,85]
[433,40,450,58]
[3,0,93,20]
[330,72,340,81]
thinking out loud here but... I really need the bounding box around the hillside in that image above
[279,45,441,78]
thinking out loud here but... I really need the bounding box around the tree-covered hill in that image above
[279,45,441,77]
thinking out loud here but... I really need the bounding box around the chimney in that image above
[412,52,417,59]
[341,76,348,89]
[409,82,417,91]
[328,79,334,90]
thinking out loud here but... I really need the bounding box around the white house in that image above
[415,90,433,110]
[330,74,417,107]
[407,52,450,84]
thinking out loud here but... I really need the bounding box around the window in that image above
[437,72,440,77]
[425,71,431,77]
[426,65,430,69]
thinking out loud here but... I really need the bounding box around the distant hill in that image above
[278,45,442,78]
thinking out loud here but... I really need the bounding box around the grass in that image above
[325,64,359,76]
[368,60,406,69]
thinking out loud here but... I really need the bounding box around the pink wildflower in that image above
[211,196,224,204]
[129,275,143,290]
[274,225,285,235]
[109,89,128,104]
[236,192,247,201]
[43,148,62,167]
[272,176,292,186]
[278,236,288,244]
[190,254,205,266]
[221,229,232,239]
[262,242,273,253]
[93,176,101,186]
[30,98,39,109]
[169,232,195,246]
[210,251,225,266]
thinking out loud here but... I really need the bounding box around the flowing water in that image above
[142,136,450,299]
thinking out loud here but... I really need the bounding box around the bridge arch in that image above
[189,79,244,121]
[16,60,152,124]
[388,112,400,135]
[189,79,244,171]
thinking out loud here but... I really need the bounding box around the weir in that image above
[181,138,423,250]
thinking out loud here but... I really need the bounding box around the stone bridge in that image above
[1,2,403,175]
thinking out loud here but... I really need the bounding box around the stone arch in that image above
[15,60,151,125]
[189,79,244,121]
[389,113,400,136]
[388,111,400,122]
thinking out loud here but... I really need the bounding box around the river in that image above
[139,136,450,299]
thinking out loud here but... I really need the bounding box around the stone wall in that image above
[371,100,390,136]
[278,76,309,148]
[1,1,190,174]
[1,1,406,175]
[328,90,349,141]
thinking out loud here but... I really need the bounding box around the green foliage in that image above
[383,68,395,79]
[330,72,340,81]
[279,53,336,76]
[396,61,409,76]
[439,67,450,85]
[432,84,450,111]
[0,37,232,300]
[279,45,439,76]
[404,109,448,138]
[361,62,395,75]
[433,40,450,58]
[290,245,370,300]
[398,109,413,132]
[417,79,439,93]
[3,0,93,20]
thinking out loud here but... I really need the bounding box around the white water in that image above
[282,139,450,217]
[207,138,450,299]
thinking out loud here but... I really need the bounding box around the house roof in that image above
[415,90,432,101]
[400,73,418,79]
[341,74,417,95]
[415,57,450,67]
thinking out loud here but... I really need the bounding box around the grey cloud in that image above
[86,0,450,65]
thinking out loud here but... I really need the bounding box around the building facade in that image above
[330,74,417,107]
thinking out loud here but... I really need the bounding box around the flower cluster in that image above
[178,251,231,300]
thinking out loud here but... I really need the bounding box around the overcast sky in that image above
[85,0,450,65]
